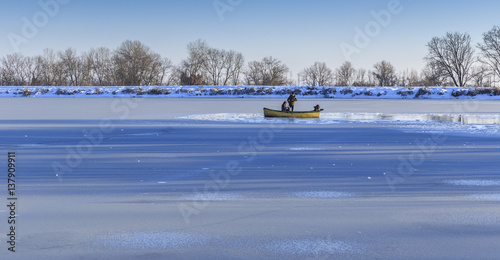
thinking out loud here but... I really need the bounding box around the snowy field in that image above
[1,98,500,259]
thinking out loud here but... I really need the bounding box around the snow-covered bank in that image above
[2,85,500,99]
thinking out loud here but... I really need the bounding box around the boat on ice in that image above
[263,107,321,118]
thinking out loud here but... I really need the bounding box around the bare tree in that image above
[179,39,209,85]
[367,70,378,86]
[113,40,143,85]
[373,60,396,86]
[300,62,334,86]
[203,48,224,85]
[408,69,421,86]
[245,56,290,86]
[36,49,62,86]
[202,48,244,86]
[179,40,244,86]
[0,65,3,85]
[222,50,244,85]
[470,65,492,87]
[167,65,182,86]
[260,56,290,86]
[113,40,166,86]
[245,61,262,86]
[336,61,356,86]
[26,55,45,86]
[90,43,172,86]
[1,53,18,85]
[398,70,409,87]
[478,26,500,83]
[0,53,33,86]
[352,68,368,86]
[161,57,174,85]
[0,41,177,86]
[425,32,475,87]
[145,54,172,85]
[85,47,114,86]
[397,69,422,87]
[58,48,85,86]
[421,62,445,87]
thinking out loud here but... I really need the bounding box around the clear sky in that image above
[1,0,499,75]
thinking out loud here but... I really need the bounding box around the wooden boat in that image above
[263,107,321,118]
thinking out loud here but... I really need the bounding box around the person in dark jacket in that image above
[287,93,297,111]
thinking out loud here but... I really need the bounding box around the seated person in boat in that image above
[313,104,323,111]
[282,101,290,112]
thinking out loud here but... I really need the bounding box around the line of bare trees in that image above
[301,27,500,87]
[0,41,174,87]
[299,60,429,87]
[1,26,500,87]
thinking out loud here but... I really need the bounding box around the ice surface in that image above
[442,179,500,186]
[292,191,355,198]
[180,113,262,122]
[125,132,160,136]
[13,143,46,147]
[182,192,245,201]
[265,238,356,255]
[288,147,325,151]
[466,194,500,201]
[3,98,500,260]
[97,232,208,249]
[437,212,500,226]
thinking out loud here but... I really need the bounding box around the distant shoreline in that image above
[1,86,500,99]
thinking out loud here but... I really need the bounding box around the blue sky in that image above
[1,0,499,75]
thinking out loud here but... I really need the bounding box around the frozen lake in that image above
[1,98,500,259]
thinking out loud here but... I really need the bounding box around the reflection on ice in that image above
[181,112,500,126]
[327,113,500,125]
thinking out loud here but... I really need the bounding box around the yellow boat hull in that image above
[263,108,321,118]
